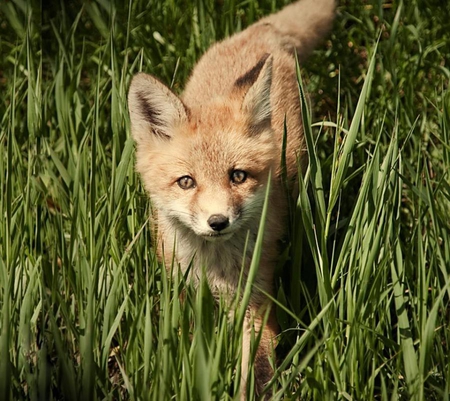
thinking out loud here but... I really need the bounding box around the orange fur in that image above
[128,0,335,398]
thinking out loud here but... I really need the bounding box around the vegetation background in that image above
[0,0,449,399]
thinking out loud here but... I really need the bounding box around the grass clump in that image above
[0,0,449,400]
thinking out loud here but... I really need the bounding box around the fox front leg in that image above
[240,306,278,400]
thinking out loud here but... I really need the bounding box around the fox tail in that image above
[257,0,336,60]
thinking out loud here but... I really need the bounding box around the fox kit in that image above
[128,0,335,397]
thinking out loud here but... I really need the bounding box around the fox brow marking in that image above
[234,53,270,88]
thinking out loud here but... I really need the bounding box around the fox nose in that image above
[207,214,230,232]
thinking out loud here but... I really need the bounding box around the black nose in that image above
[207,214,230,232]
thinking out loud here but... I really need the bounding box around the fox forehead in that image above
[185,99,243,131]
[165,123,277,176]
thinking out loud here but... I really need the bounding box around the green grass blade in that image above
[328,40,378,214]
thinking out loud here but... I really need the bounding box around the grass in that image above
[1,0,449,399]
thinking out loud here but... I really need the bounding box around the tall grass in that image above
[0,0,449,399]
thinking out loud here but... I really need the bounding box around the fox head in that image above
[128,55,278,242]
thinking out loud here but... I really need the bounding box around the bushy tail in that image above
[257,0,336,60]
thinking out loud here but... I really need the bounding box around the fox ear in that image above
[128,73,188,143]
[239,54,273,133]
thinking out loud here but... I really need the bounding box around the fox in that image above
[128,0,335,398]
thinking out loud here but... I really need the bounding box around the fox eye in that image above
[177,176,196,189]
[231,170,247,184]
